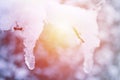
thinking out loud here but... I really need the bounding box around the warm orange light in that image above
[40,22,81,49]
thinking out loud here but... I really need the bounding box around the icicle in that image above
[22,23,44,70]
[0,0,100,72]
[23,37,36,70]
[17,1,46,70]
[83,48,94,73]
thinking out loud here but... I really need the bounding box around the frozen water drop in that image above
[24,53,35,70]
[83,58,93,73]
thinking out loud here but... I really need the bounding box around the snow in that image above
[0,0,100,73]
[45,2,100,73]
[0,0,46,70]
[0,0,120,80]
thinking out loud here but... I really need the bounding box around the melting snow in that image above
[0,0,100,73]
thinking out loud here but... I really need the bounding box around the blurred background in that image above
[0,0,120,80]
